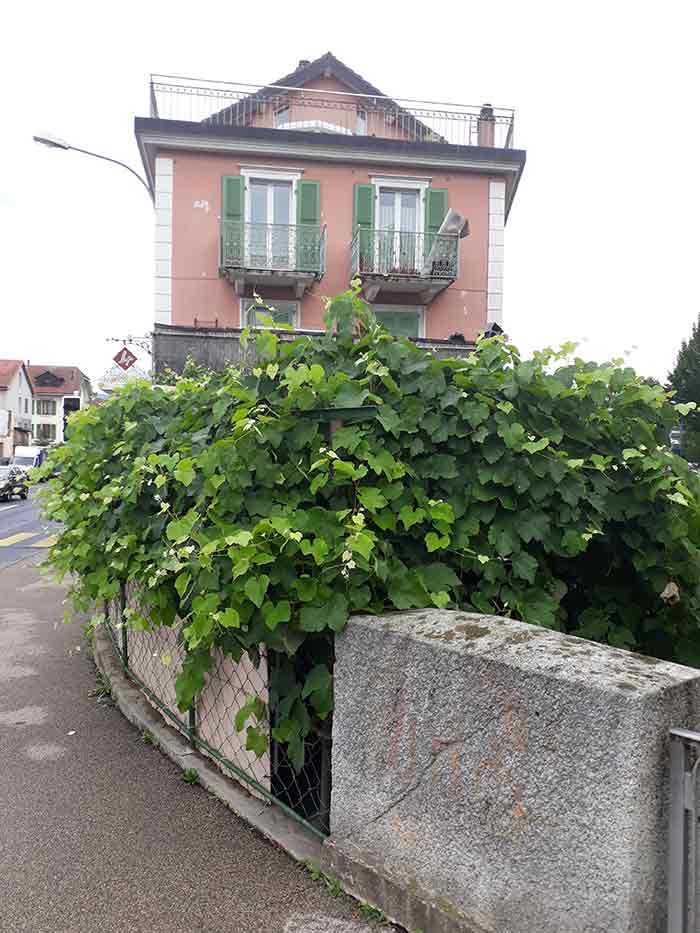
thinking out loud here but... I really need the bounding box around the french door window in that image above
[248,179,293,269]
[377,188,420,273]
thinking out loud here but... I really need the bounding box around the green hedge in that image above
[39,287,700,766]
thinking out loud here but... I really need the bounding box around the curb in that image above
[93,625,323,868]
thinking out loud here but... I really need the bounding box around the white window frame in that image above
[370,175,430,236]
[240,167,302,225]
[240,298,300,330]
[372,304,426,339]
[356,110,367,136]
[240,167,302,270]
[370,176,430,272]
[36,423,56,442]
[37,399,57,416]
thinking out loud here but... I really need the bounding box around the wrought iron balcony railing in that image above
[219,221,326,276]
[150,75,515,149]
[350,228,459,281]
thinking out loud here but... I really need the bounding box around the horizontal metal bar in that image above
[352,228,459,240]
[149,76,515,149]
[670,727,700,744]
[151,73,515,115]
[220,222,323,231]
[297,406,379,422]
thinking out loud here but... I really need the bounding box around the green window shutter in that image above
[221,175,244,267]
[353,183,374,271]
[296,180,320,225]
[222,175,244,221]
[353,183,374,230]
[296,180,321,272]
[425,188,448,235]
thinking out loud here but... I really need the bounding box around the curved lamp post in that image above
[32,134,151,198]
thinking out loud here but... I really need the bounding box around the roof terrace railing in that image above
[149,74,515,149]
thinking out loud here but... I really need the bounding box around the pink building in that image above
[136,54,525,371]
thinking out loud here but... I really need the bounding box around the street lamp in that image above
[32,134,152,198]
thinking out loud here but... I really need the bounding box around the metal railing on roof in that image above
[149,74,515,149]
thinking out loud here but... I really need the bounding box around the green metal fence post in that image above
[188,702,197,749]
[119,582,128,668]
[318,727,332,835]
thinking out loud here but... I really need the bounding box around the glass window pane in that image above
[400,191,418,231]
[379,190,394,229]
[272,183,291,225]
[250,182,267,224]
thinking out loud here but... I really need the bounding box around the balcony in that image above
[219,221,326,296]
[350,229,459,302]
[150,75,516,149]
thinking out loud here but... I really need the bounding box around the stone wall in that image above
[152,323,475,376]
[325,609,700,933]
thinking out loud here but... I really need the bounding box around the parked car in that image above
[10,445,46,474]
[0,466,28,501]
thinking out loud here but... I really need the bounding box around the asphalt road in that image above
[0,556,378,933]
[0,489,59,566]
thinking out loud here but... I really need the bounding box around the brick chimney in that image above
[477,103,495,147]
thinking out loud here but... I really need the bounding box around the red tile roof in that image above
[28,365,89,396]
[0,359,24,390]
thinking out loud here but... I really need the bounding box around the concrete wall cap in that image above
[348,608,700,696]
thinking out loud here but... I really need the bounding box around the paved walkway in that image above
[0,557,377,933]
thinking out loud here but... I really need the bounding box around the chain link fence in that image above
[103,582,330,835]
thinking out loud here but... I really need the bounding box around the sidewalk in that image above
[0,557,376,933]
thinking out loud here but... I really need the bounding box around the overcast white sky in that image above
[2,0,698,385]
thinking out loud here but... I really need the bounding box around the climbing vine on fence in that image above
[38,284,700,766]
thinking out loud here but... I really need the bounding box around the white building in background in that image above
[0,360,33,459]
[97,362,150,395]
[27,366,92,445]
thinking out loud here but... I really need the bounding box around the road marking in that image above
[0,504,20,513]
[0,532,36,547]
[29,536,56,548]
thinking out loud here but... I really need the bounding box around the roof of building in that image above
[27,365,90,396]
[267,52,393,100]
[207,52,435,138]
[0,359,28,391]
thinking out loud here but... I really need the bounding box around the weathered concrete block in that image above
[326,610,700,933]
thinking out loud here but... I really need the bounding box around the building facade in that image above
[28,366,92,445]
[0,360,33,459]
[136,54,526,372]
